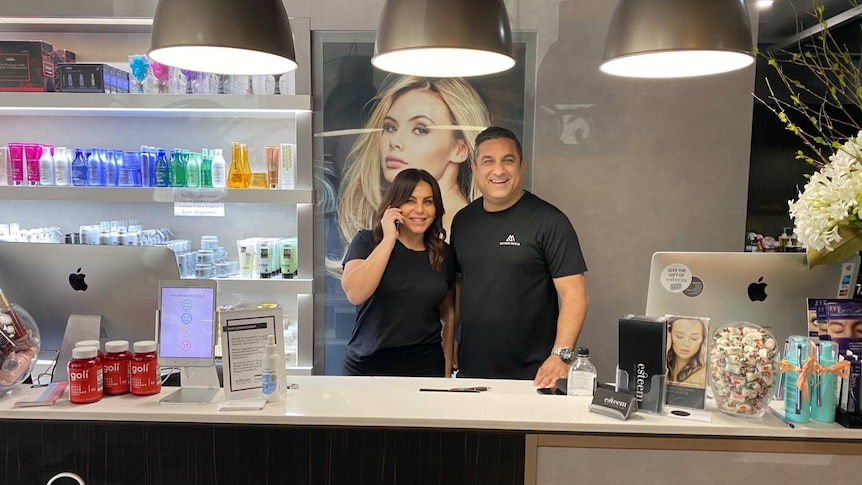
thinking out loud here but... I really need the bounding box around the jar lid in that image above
[75,340,101,349]
[133,340,157,353]
[105,340,129,352]
[72,346,98,359]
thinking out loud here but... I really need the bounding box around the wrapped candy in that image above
[709,322,778,418]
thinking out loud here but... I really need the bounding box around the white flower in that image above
[789,130,862,251]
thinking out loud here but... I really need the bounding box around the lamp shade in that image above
[148,0,297,75]
[372,0,515,78]
[601,0,754,78]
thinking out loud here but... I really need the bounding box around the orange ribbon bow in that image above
[812,360,851,381]
[779,356,816,401]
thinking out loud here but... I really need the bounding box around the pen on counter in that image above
[768,406,796,429]
[419,387,490,393]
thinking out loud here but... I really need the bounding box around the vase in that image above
[806,225,862,268]
[0,301,41,396]
[708,322,778,418]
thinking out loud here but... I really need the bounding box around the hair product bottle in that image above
[211,148,226,188]
[261,334,279,402]
[810,340,838,423]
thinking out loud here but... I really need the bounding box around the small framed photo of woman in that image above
[665,315,710,409]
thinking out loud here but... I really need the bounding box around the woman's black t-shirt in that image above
[342,230,455,363]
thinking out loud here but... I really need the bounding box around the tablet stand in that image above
[159,364,220,405]
[52,314,102,383]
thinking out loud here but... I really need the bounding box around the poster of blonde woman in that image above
[315,33,534,373]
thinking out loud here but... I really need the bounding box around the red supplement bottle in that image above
[131,340,160,396]
[68,346,103,404]
[103,340,131,395]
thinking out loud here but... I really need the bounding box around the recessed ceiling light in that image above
[757,0,774,9]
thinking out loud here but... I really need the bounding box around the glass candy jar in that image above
[708,322,777,418]
[0,295,41,396]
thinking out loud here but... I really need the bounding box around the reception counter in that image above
[3,376,862,484]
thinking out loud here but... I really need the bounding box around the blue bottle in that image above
[140,146,152,187]
[810,340,839,423]
[154,148,171,187]
[104,149,118,186]
[784,335,811,423]
[87,147,104,186]
[119,151,141,187]
[71,148,88,186]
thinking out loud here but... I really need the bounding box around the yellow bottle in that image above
[227,142,249,188]
[240,144,251,188]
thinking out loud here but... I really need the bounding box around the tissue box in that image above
[57,63,130,93]
[0,41,75,92]
[615,315,667,413]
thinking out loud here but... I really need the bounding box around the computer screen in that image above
[0,242,180,360]
[645,252,860,347]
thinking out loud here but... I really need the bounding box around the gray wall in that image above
[0,0,757,380]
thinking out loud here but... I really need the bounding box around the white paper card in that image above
[219,306,285,400]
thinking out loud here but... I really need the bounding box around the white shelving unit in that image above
[0,89,316,375]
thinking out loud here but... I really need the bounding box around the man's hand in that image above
[533,354,569,389]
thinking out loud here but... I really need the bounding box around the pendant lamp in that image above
[372,0,515,78]
[148,0,297,75]
[600,0,754,78]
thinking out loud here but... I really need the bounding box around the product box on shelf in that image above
[57,63,130,93]
[0,41,75,92]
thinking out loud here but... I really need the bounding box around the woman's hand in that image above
[381,207,404,242]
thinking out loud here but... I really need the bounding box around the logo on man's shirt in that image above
[500,234,521,246]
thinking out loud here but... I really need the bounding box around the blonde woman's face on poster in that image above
[379,89,462,183]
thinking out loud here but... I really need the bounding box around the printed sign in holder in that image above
[219,305,285,400]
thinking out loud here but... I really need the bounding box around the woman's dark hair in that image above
[666,318,706,382]
[372,169,447,271]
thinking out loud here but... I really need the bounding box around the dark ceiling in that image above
[757,0,860,49]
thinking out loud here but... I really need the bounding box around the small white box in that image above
[279,143,295,190]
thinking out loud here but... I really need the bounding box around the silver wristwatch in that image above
[551,346,575,363]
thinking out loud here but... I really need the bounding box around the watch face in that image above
[560,349,574,361]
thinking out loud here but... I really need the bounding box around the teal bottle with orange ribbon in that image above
[810,341,839,423]
[784,336,810,423]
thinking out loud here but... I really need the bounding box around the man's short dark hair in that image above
[474,126,523,162]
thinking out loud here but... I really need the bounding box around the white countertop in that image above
[3,376,862,440]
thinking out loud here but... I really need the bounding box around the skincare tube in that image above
[24,143,41,186]
[237,239,255,278]
[266,145,279,189]
[8,143,24,186]
[784,336,811,423]
[810,340,839,423]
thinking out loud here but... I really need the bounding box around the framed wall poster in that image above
[312,32,537,374]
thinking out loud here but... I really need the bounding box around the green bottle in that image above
[201,148,213,188]
[186,152,201,188]
[170,149,186,187]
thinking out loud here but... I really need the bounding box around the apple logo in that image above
[68,268,88,291]
[747,276,767,302]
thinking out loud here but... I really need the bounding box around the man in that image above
[450,126,588,388]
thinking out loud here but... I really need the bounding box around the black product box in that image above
[615,315,667,414]
[57,63,130,93]
[0,41,75,92]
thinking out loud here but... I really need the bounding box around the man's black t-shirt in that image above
[451,192,587,380]
[342,230,455,367]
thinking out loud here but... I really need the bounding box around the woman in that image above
[341,169,456,377]
[666,317,707,387]
[337,75,491,248]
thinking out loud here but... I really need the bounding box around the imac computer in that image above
[645,252,860,347]
[0,242,180,381]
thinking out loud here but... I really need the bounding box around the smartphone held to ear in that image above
[394,220,400,231]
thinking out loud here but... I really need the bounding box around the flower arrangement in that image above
[760,2,862,267]
[788,131,862,266]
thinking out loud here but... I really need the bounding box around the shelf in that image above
[0,17,153,34]
[215,278,313,294]
[0,186,313,204]
[0,93,312,117]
